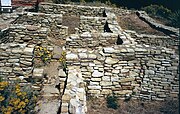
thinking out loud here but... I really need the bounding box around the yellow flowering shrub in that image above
[0,78,39,114]
[35,46,53,64]
[59,51,67,71]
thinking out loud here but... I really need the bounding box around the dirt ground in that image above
[62,16,80,34]
[117,13,166,36]
[87,97,179,114]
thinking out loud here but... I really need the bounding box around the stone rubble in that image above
[0,2,179,114]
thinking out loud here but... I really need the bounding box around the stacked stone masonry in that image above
[14,12,68,39]
[125,30,179,53]
[66,44,179,100]
[39,2,106,17]
[78,16,107,33]
[0,43,43,90]
[8,24,48,43]
[0,2,179,114]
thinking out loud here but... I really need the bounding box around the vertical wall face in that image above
[39,2,105,17]
[78,16,107,33]
[13,13,68,40]
[8,24,48,43]
[0,43,34,80]
[14,13,63,27]
[66,33,122,48]
[66,44,179,100]
[129,33,179,53]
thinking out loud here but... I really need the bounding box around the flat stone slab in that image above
[52,46,62,59]
[35,98,60,114]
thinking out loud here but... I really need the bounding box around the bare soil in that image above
[87,98,179,114]
[117,13,166,35]
[62,16,80,34]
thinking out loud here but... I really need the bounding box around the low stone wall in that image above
[0,43,44,90]
[13,12,68,39]
[78,16,107,33]
[14,12,63,27]
[8,24,49,44]
[39,2,105,17]
[0,28,9,43]
[0,43,33,80]
[112,8,134,16]
[137,11,179,36]
[61,66,87,114]
[66,44,179,100]
[66,32,120,48]
[125,30,179,53]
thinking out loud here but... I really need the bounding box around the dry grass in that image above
[87,97,179,114]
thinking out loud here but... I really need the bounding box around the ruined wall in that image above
[14,12,68,39]
[126,30,179,53]
[66,33,120,48]
[8,24,48,44]
[39,2,105,17]
[66,44,179,100]
[0,43,44,90]
[134,35,179,52]
[0,43,34,78]
[14,12,62,26]
[78,16,107,33]
[0,28,9,43]
[137,11,179,36]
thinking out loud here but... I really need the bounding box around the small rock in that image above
[92,70,103,77]
[66,53,78,60]
[105,57,119,64]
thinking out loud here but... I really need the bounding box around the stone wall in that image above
[125,30,179,53]
[137,11,179,36]
[78,16,107,33]
[66,44,179,100]
[8,24,48,44]
[14,12,68,39]
[14,12,63,27]
[0,43,34,80]
[0,28,9,43]
[0,43,44,90]
[61,66,87,114]
[39,2,105,17]
[66,32,120,48]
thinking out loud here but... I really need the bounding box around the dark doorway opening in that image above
[104,22,112,33]
[116,35,123,45]
[103,10,107,17]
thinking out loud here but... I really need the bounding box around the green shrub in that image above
[169,10,180,28]
[142,5,180,28]
[106,94,119,109]
[141,5,172,19]
[0,79,39,114]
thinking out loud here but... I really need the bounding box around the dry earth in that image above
[87,97,179,114]
[117,13,166,35]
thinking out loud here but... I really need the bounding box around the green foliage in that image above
[141,5,172,19]
[142,5,180,28]
[106,94,119,109]
[0,79,39,114]
[169,10,180,28]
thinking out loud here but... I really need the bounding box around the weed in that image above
[0,79,39,114]
[106,94,119,109]
[59,51,67,72]
[35,46,53,65]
